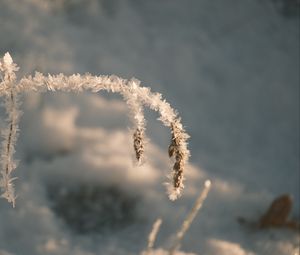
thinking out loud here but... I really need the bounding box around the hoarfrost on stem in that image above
[0,53,21,207]
[0,52,191,206]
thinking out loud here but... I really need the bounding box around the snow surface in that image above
[0,0,299,254]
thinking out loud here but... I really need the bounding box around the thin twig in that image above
[146,218,163,254]
[168,180,212,255]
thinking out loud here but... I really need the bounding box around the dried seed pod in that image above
[168,141,176,157]
[173,155,184,188]
[167,120,189,196]
[133,128,144,162]
[173,169,183,189]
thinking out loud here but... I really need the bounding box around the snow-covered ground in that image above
[0,0,299,254]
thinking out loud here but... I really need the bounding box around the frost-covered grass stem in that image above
[168,180,211,255]
[0,52,191,206]
[146,218,163,254]
[0,53,21,207]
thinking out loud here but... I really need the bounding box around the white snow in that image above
[0,0,299,255]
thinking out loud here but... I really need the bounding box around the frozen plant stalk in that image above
[168,180,212,255]
[0,53,21,207]
[140,180,211,255]
[146,218,163,254]
[122,78,146,164]
[0,52,191,206]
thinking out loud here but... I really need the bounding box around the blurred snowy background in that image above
[0,0,299,254]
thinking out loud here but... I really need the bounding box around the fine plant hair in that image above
[0,52,190,207]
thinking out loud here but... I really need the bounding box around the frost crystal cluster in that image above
[0,52,190,206]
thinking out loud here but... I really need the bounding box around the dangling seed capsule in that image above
[168,142,175,157]
[133,128,144,162]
